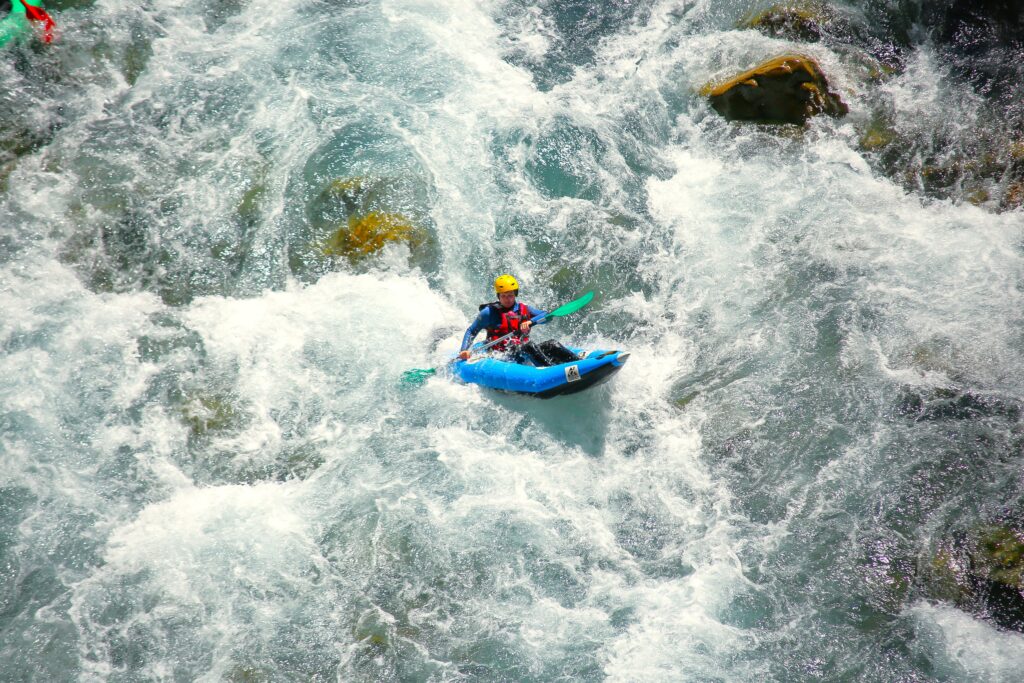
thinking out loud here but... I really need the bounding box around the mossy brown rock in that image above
[1004,181,1024,211]
[181,394,244,436]
[321,176,371,213]
[926,525,1024,631]
[701,55,849,125]
[291,174,439,279]
[322,212,423,261]
[978,527,1024,589]
[224,666,272,683]
[740,2,832,42]
[859,118,897,151]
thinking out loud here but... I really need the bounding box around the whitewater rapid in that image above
[2,0,1023,680]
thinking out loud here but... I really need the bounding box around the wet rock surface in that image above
[701,54,849,126]
[292,175,436,277]
[728,1,1024,211]
[925,525,1024,632]
[740,1,872,46]
[896,387,1022,422]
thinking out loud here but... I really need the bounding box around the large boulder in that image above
[701,55,849,125]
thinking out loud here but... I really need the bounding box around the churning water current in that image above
[2,0,1024,680]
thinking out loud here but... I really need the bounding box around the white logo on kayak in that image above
[564,365,581,383]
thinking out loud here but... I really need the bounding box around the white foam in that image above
[600,569,757,682]
[70,482,328,681]
[0,254,162,447]
[184,270,461,373]
[3,0,1024,679]
[908,602,1024,681]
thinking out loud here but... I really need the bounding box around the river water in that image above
[2,0,1024,680]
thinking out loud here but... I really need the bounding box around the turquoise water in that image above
[2,0,1024,680]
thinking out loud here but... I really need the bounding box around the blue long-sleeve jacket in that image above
[460,303,547,352]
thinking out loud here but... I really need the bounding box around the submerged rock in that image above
[701,55,849,125]
[727,3,1023,213]
[318,176,372,214]
[928,0,1024,99]
[180,393,245,436]
[896,386,1021,422]
[857,115,897,151]
[925,525,1024,632]
[235,165,270,228]
[740,1,834,42]
[322,211,424,261]
[290,175,438,277]
[1004,180,1024,211]
[853,112,1024,212]
[979,527,1024,590]
[224,666,272,683]
[307,175,417,228]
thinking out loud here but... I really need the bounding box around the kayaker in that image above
[458,274,580,367]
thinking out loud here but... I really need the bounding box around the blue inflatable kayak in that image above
[450,345,629,398]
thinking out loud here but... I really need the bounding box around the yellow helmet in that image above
[494,274,519,294]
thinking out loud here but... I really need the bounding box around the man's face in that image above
[498,291,516,307]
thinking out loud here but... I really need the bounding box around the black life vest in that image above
[481,301,531,351]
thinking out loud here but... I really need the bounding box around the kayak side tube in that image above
[451,347,630,398]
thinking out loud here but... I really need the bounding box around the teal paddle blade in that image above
[547,291,594,318]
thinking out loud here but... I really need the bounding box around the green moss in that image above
[1004,181,1024,211]
[740,2,830,42]
[859,125,896,151]
[925,527,1024,610]
[353,613,392,654]
[321,212,423,261]
[605,212,635,228]
[966,187,991,206]
[181,395,242,435]
[674,392,699,409]
[978,526,1024,588]
[328,176,367,196]
[237,181,266,225]
[928,545,971,603]
[121,35,153,87]
[223,666,271,683]
[867,61,898,82]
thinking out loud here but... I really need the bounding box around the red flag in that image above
[20,0,55,44]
